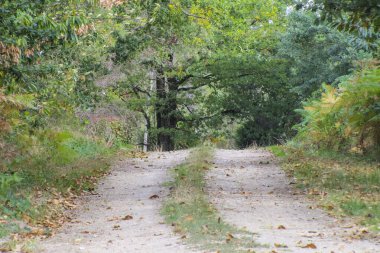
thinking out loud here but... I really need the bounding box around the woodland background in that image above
[0,0,379,242]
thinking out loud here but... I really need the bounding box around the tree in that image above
[278,11,370,99]
[111,0,209,150]
[0,0,121,151]
[112,0,289,150]
[295,0,380,49]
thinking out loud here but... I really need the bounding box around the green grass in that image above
[267,145,286,157]
[0,223,22,239]
[276,145,380,231]
[0,128,122,240]
[162,146,264,253]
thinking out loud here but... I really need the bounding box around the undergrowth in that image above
[0,121,123,240]
[293,65,380,155]
[162,146,263,253]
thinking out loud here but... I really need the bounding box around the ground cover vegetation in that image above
[162,146,265,252]
[0,0,137,241]
[0,0,379,245]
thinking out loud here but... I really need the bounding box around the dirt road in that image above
[207,149,380,253]
[39,149,380,253]
[40,150,199,253]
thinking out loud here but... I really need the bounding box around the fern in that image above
[294,65,380,154]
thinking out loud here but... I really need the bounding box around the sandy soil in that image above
[39,150,199,253]
[206,149,380,253]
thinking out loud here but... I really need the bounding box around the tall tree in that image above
[278,11,370,99]
[112,0,289,150]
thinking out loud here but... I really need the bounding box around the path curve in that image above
[206,149,380,253]
[40,150,199,253]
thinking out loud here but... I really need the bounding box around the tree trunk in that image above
[155,70,178,151]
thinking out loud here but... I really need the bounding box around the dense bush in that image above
[235,118,292,148]
[294,64,380,154]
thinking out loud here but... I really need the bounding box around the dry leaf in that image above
[226,233,234,243]
[184,215,193,222]
[277,225,286,229]
[301,243,317,249]
[122,215,133,220]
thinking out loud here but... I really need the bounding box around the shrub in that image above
[294,64,380,154]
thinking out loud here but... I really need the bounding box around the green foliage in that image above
[206,57,299,147]
[294,64,380,154]
[295,0,380,47]
[0,117,116,235]
[267,145,286,157]
[279,11,370,98]
[111,0,289,150]
[0,173,35,224]
[341,200,380,226]
[0,2,124,234]
[0,174,22,197]
[8,127,112,189]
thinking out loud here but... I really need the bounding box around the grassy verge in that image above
[0,127,131,249]
[162,146,262,253]
[268,145,380,232]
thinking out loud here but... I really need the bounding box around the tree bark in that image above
[155,69,178,151]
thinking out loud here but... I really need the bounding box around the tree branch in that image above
[132,85,151,97]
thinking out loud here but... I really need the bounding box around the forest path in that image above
[40,150,199,253]
[206,149,380,253]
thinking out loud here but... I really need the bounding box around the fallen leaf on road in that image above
[122,215,133,220]
[300,243,317,249]
[149,194,159,199]
[226,233,234,243]
[277,225,286,229]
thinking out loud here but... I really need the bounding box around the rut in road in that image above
[40,150,199,253]
[206,149,380,253]
[39,149,380,253]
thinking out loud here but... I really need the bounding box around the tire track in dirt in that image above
[40,150,199,253]
[206,149,380,253]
